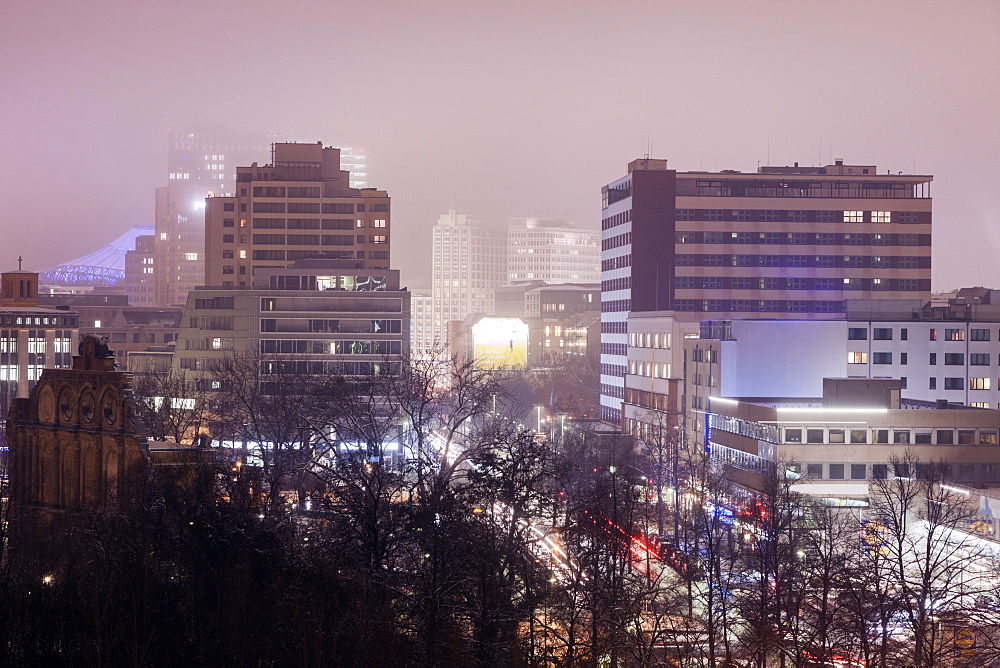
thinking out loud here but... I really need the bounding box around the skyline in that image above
[1,0,998,290]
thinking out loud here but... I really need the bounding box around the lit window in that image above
[184,252,198,261]
[971,377,991,390]
[848,352,868,364]
[844,211,864,223]
[871,211,891,223]
[239,250,247,259]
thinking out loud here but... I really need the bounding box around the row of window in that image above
[785,426,998,445]
[628,332,672,349]
[674,209,924,223]
[259,339,402,355]
[0,317,77,327]
[849,327,990,342]
[675,253,929,268]
[676,277,928,291]
[794,462,997,483]
[675,231,929,246]
[602,232,631,251]
[674,300,843,314]
[249,218,358,230]
[244,202,388,214]
[848,351,1000,367]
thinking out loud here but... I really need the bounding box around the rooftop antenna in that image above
[646,134,651,159]
[766,136,770,166]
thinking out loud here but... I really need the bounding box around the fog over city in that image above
[1,0,997,290]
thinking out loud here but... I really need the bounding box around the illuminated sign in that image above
[472,317,528,369]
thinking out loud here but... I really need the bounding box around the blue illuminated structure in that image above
[41,226,153,286]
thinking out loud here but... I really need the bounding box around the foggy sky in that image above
[1,0,998,291]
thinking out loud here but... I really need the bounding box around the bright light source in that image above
[41,575,54,585]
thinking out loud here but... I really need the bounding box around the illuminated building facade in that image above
[699,379,1000,503]
[204,142,390,289]
[601,158,934,424]
[0,269,78,406]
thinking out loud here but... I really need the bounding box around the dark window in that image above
[807,463,823,478]
[972,328,991,341]
[970,353,990,366]
[945,353,965,365]
[807,428,824,444]
[959,430,976,445]
[900,353,907,365]
[848,328,867,340]
[893,430,910,444]
[223,203,235,211]
[785,428,802,443]
[929,352,937,365]
[945,377,964,390]
[850,429,867,443]
[872,464,888,480]
[872,352,892,364]
[929,377,937,390]
[894,463,909,478]
[252,202,285,213]
[828,464,845,480]
[873,328,892,340]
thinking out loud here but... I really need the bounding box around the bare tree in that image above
[129,365,212,446]
[865,454,999,667]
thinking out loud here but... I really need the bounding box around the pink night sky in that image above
[1,0,998,290]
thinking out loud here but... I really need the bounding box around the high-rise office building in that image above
[154,127,277,307]
[507,217,599,284]
[429,211,507,351]
[204,142,390,287]
[600,158,933,424]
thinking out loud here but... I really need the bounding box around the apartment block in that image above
[205,142,390,289]
[601,158,933,424]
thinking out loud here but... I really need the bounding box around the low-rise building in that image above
[699,379,1000,509]
[0,268,78,404]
